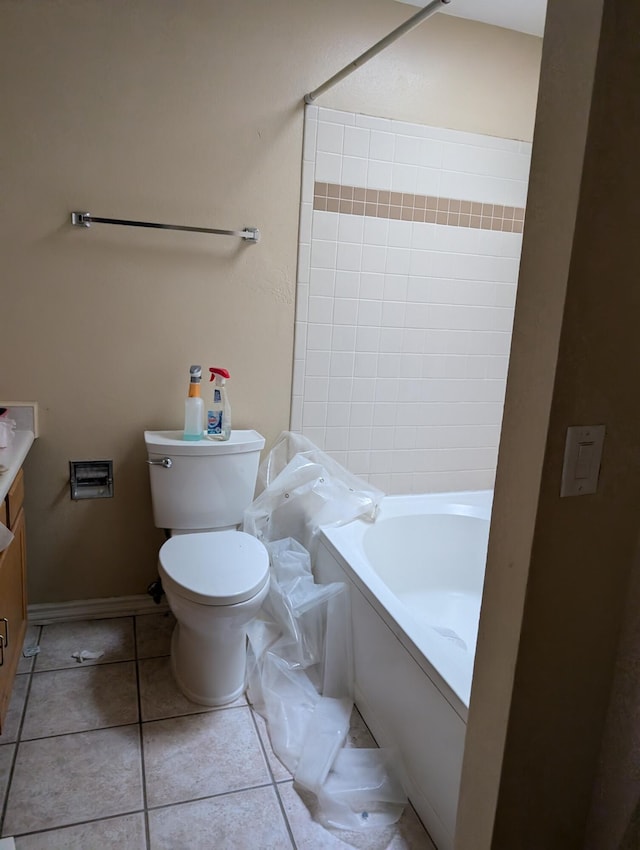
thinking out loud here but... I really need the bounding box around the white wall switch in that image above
[560,424,605,497]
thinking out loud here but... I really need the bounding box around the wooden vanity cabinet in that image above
[0,467,28,733]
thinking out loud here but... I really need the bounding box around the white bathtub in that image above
[315,489,492,850]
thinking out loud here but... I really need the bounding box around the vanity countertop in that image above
[0,430,35,505]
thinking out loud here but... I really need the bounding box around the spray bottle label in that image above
[207,410,222,435]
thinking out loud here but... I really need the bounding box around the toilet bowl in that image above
[158,529,269,706]
[144,429,269,706]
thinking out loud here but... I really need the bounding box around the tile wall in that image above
[292,106,532,494]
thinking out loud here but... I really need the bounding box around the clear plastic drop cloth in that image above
[245,534,407,832]
[244,431,384,556]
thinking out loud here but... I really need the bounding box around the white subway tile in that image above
[335,270,360,298]
[329,377,353,402]
[317,121,344,153]
[302,402,327,427]
[494,283,518,308]
[359,272,385,299]
[369,131,395,162]
[306,350,331,377]
[383,274,408,301]
[405,303,430,330]
[367,160,393,190]
[318,107,356,126]
[355,113,393,131]
[343,125,370,158]
[414,167,441,196]
[342,155,369,187]
[330,351,356,377]
[347,449,371,472]
[351,378,377,402]
[338,214,365,244]
[309,268,336,297]
[350,403,374,428]
[333,297,358,326]
[315,151,342,183]
[308,295,334,324]
[354,352,378,377]
[394,427,417,450]
[374,379,399,404]
[301,160,315,204]
[385,248,411,275]
[292,360,305,395]
[332,324,357,352]
[402,328,426,354]
[369,449,393,474]
[363,217,389,248]
[378,352,401,378]
[361,244,387,273]
[394,134,421,165]
[387,219,413,249]
[304,377,330,402]
[306,323,332,350]
[336,242,362,272]
[371,427,395,449]
[419,138,443,168]
[313,210,339,241]
[324,426,349,451]
[356,326,381,352]
[303,118,318,162]
[381,301,406,329]
[379,327,404,353]
[310,239,337,270]
[297,243,311,284]
[391,164,418,194]
[357,299,383,327]
[327,402,351,427]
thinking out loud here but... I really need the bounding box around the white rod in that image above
[304,0,451,104]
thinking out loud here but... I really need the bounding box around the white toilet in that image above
[144,429,270,706]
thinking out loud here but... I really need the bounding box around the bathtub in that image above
[314,489,492,850]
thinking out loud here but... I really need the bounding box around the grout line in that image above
[132,618,152,850]
[248,707,298,849]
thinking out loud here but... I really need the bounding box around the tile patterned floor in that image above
[0,614,435,849]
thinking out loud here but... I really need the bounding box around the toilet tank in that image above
[144,430,265,531]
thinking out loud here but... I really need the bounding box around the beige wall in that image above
[0,0,541,603]
[457,0,640,846]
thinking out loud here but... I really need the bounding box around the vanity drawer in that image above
[6,468,24,529]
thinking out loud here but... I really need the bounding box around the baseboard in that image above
[28,594,169,625]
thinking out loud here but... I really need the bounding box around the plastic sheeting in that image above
[244,431,384,555]
[244,436,406,832]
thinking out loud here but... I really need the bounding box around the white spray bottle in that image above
[207,367,231,440]
[183,365,204,441]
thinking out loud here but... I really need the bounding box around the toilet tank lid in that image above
[159,530,269,605]
[144,429,265,456]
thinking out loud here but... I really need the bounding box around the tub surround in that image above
[293,106,531,494]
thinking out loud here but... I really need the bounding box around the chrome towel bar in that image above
[70,212,260,242]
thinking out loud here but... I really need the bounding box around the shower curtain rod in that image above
[304,0,451,104]
[70,212,260,242]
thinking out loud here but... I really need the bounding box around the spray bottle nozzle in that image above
[209,367,231,383]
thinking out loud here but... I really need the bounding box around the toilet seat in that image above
[159,530,269,606]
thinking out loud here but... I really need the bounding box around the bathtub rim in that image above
[318,489,493,720]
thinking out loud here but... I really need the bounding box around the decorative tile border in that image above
[313,182,525,233]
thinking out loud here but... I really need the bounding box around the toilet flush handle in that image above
[147,457,173,469]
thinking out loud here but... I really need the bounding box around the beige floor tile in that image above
[135,611,175,659]
[138,656,245,722]
[277,782,435,850]
[21,662,139,739]
[13,813,146,850]
[2,725,143,836]
[148,786,293,850]
[1,676,29,744]
[34,619,135,671]
[17,625,41,675]
[0,745,15,815]
[143,707,270,808]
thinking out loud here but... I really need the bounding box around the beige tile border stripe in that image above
[313,181,525,233]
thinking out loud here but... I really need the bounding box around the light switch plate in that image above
[560,424,605,497]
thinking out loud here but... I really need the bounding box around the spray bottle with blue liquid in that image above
[207,367,231,440]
